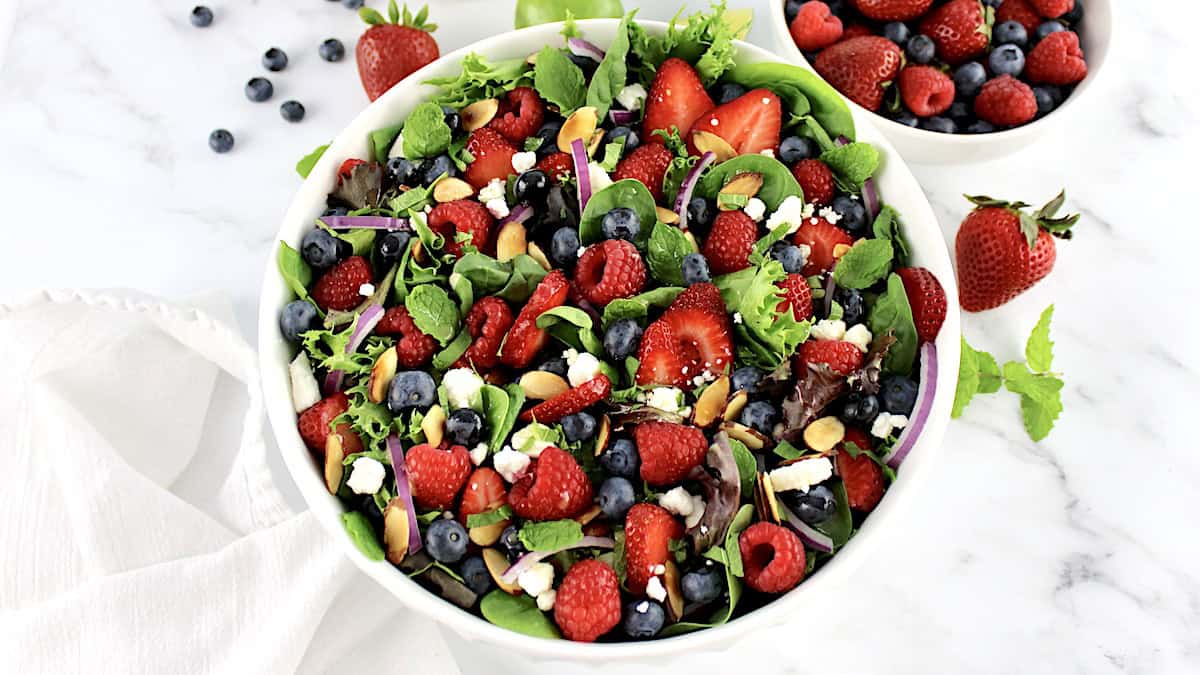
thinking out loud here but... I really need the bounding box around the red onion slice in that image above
[500,536,615,584]
[324,304,385,394]
[881,342,937,469]
[571,138,592,209]
[386,434,423,555]
[674,151,716,230]
[323,370,345,395]
[779,501,834,554]
[862,177,881,220]
[319,215,411,230]
[567,37,606,63]
[609,109,638,126]
[498,203,534,226]
[822,272,836,318]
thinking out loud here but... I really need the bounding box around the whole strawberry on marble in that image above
[356,2,440,102]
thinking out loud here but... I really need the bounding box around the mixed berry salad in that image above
[784,0,1089,133]
[276,5,947,643]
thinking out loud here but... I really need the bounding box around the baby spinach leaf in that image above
[725,61,856,142]
[601,286,683,328]
[449,272,473,317]
[337,229,377,257]
[402,102,453,159]
[832,238,893,289]
[341,512,385,561]
[277,241,312,299]
[481,591,561,639]
[497,383,526,451]
[724,503,754,578]
[537,306,605,354]
[579,179,658,247]
[466,504,513,528]
[453,252,512,295]
[727,437,757,497]
[481,384,513,452]
[662,503,752,636]
[534,46,587,114]
[812,480,852,549]
[427,54,533,109]
[496,254,549,302]
[647,222,694,286]
[296,143,330,179]
[820,142,880,192]
[872,205,911,267]
[405,285,460,345]
[866,273,918,376]
[514,0,624,28]
[696,155,803,212]
[585,12,633,118]
[597,137,627,172]
[773,440,804,460]
[388,183,434,214]
[431,330,471,370]
[369,125,403,164]
[519,519,584,551]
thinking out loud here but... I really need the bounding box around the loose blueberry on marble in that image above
[602,207,639,241]
[245,77,274,103]
[280,100,305,122]
[342,0,365,8]
[426,519,469,564]
[190,5,213,27]
[598,477,637,521]
[446,408,483,447]
[682,252,711,285]
[262,47,288,72]
[600,438,639,478]
[319,38,346,62]
[604,319,643,361]
[208,128,234,153]
[280,300,321,342]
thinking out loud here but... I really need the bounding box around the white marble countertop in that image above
[2,1,1198,673]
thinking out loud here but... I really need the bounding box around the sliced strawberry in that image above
[793,219,855,275]
[458,467,507,524]
[537,152,574,182]
[776,273,815,321]
[623,503,684,595]
[798,340,865,376]
[895,267,947,343]
[464,128,518,190]
[636,320,686,388]
[668,282,726,317]
[519,375,612,424]
[688,89,782,156]
[643,58,714,145]
[661,307,733,384]
[297,393,351,453]
[499,270,570,369]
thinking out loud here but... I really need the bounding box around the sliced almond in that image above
[557,106,599,153]
[803,416,846,452]
[663,560,686,621]
[722,421,766,450]
[832,242,853,259]
[324,433,345,495]
[422,404,446,447]
[755,472,781,524]
[723,390,749,422]
[433,177,474,203]
[574,504,603,526]
[368,346,399,404]
[587,129,606,157]
[413,240,428,264]
[683,230,699,252]
[519,370,569,400]
[461,98,499,132]
[383,498,411,563]
[526,242,552,271]
[692,130,737,163]
[656,206,680,225]
[719,172,764,201]
[483,548,522,594]
[692,375,731,428]
[496,221,527,262]
[469,520,509,547]
[593,414,611,457]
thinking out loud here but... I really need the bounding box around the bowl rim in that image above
[258,17,961,660]
[766,0,1116,146]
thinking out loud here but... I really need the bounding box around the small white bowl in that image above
[259,19,960,664]
[767,0,1115,164]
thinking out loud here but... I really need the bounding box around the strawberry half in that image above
[636,320,686,388]
[499,270,570,368]
[458,467,507,524]
[798,340,865,376]
[464,128,518,190]
[688,89,782,156]
[623,503,684,595]
[643,58,714,145]
[895,267,947,343]
[793,219,855,275]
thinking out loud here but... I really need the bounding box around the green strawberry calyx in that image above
[360,1,437,32]
[965,190,1080,248]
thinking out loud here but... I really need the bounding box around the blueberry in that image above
[947,100,973,125]
[1062,3,1083,24]
[778,136,816,165]
[426,518,469,564]
[1034,21,1066,42]
[280,100,305,122]
[833,287,865,325]
[460,555,493,595]
[323,206,350,217]
[709,81,747,105]
[879,375,919,415]
[770,242,806,274]
[533,121,563,158]
[686,198,714,232]
[419,155,457,186]
[208,128,234,153]
[784,0,804,23]
[604,319,643,361]
[342,0,365,9]
[1033,85,1062,116]
[601,207,639,241]
[280,300,320,342]
[442,106,462,134]
[262,47,288,72]
[988,44,1026,77]
[600,438,639,478]
[537,356,569,378]
[792,484,836,526]
[906,35,935,64]
[550,227,581,268]
[883,22,911,45]
[356,494,385,530]
[920,116,958,134]
[841,393,881,425]
[892,112,919,128]
[623,600,666,639]
[387,371,438,412]
[739,400,777,435]
[568,53,598,76]
[730,367,763,395]
[378,230,412,266]
[446,408,484,446]
[244,77,273,103]
[190,5,213,27]
[681,252,711,285]
[500,524,526,560]
[561,412,597,443]
[319,38,345,62]
[605,126,640,153]
[953,62,988,98]
[301,228,342,269]
[992,20,1028,48]
[832,195,867,236]
[598,477,637,521]
[966,120,997,134]
[681,566,723,604]
[981,0,1002,6]
[544,186,577,227]
[514,170,549,203]
[386,157,420,186]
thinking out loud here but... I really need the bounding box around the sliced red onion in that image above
[498,203,534,226]
[319,215,411,230]
[567,37,606,63]
[835,136,850,146]
[882,342,937,469]
[862,177,881,220]
[323,370,345,395]
[609,109,638,126]
[571,138,592,209]
[324,304,385,394]
[674,151,716,230]
[822,272,836,318]
[500,536,615,585]
[779,501,834,554]
[387,434,423,555]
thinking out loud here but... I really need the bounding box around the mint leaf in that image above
[1026,304,1055,373]
[518,519,583,551]
[597,137,626,172]
[296,143,329,179]
[585,12,633,118]
[404,285,460,345]
[1003,361,1063,441]
[727,437,757,497]
[480,591,561,639]
[277,241,312,299]
[831,238,893,289]
[341,512,385,561]
[866,273,918,376]
[871,205,910,266]
[819,142,879,191]
[953,336,1000,419]
[647,222,694,286]
[533,46,587,114]
[402,102,452,159]
[466,505,513,528]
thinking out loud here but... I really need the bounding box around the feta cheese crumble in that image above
[732,312,743,325]
[469,443,488,466]
[517,562,555,597]
[764,195,808,235]
[346,457,387,495]
[810,319,847,342]
[536,590,557,611]
[616,83,647,111]
[511,151,537,174]
[478,178,506,203]
[486,198,510,220]
[646,576,667,602]
[443,368,484,410]
[645,387,684,413]
[768,457,833,493]
[844,324,873,353]
[511,423,558,457]
[743,197,766,222]
[358,283,375,297]
[871,412,909,439]
[493,447,531,483]
[659,486,696,517]
[684,495,706,529]
[567,351,602,387]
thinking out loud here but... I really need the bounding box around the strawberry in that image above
[776,274,815,321]
[661,308,733,382]
[311,256,372,311]
[499,270,570,368]
[634,421,708,487]
[428,198,494,258]
[702,210,758,275]
[573,240,647,307]
[688,89,782,156]
[376,306,438,368]
[623,503,684,595]
[791,159,835,207]
[790,1,844,52]
[297,393,350,452]
[799,340,865,376]
[996,0,1043,32]
[739,522,806,593]
[406,442,472,510]
[1028,0,1073,18]
[1025,31,1088,85]
[488,86,545,143]
[835,428,884,512]
[458,467,507,524]
[643,58,714,146]
[895,267,947,343]
[355,2,440,102]
[518,375,611,424]
[793,219,854,275]
[955,192,1078,312]
[974,75,1037,127]
[338,158,367,180]
[850,0,933,21]
[613,144,674,201]
[507,446,594,520]
[536,152,574,182]
[919,0,990,65]
[463,128,517,190]
[454,296,513,370]
[897,65,955,118]
[814,36,904,112]
[668,282,727,317]
[839,23,877,42]
[554,560,622,643]
[635,321,686,388]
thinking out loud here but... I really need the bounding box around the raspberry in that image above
[428,199,495,258]
[623,503,684,595]
[1025,31,1088,85]
[1028,0,1073,18]
[702,210,757,275]
[406,443,472,511]
[776,274,814,321]
[634,421,708,486]
[739,522,806,593]
[974,75,1037,127]
[488,86,545,143]
[613,144,674,202]
[897,65,955,118]
[997,0,1043,32]
[573,240,647,307]
[537,152,574,182]
[791,159,835,207]
[789,1,843,51]
[311,256,373,311]
[835,428,884,512]
[376,306,438,368]
[553,560,622,642]
[507,446,594,521]
[454,296,513,370]
[799,340,865,376]
[668,282,726,317]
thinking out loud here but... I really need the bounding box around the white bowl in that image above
[767,0,1115,164]
[258,19,961,663]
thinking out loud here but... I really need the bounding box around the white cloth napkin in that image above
[0,289,461,675]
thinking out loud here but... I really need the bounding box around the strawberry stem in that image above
[964,191,1079,248]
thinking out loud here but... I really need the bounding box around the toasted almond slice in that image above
[663,560,685,621]
[483,548,523,594]
[469,520,509,547]
[433,177,475,203]
[719,172,764,200]
[574,504,603,526]
[368,346,399,404]
[527,242,552,271]
[693,375,731,428]
[803,416,845,452]
[722,421,766,450]
[461,98,499,132]
[723,390,749,422]
[683,230,699,252]
[593,414,611,457]
[519,371,569,400]
[383,498,411,563]
[557,106,599,152]
[692,130,737,163]
[755,473,781,524]
[832,243,853,259]
[422,404,446,448]
[324,433,345,495]
[413,240,428,264]
[496,221,527,262]
[587,129,606,157]
[656,206,680,225]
